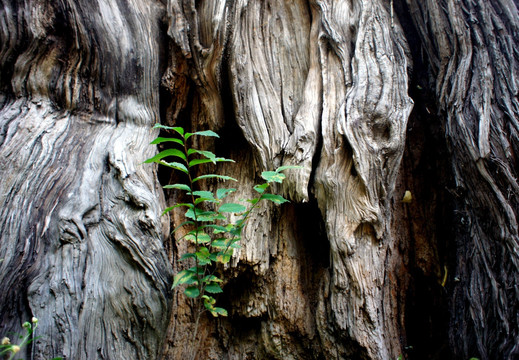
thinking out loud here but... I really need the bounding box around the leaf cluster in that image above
[146,124,300,317]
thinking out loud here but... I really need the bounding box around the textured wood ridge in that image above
[1,0,518,359]
[164,0,412,359]
[406,1,519,358]
[0,1,172,359]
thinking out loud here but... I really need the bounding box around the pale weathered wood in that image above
[164,0,412,359]
[0,1,172,359]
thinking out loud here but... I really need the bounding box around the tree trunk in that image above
[402,1,519,359]
[0,0,518,359]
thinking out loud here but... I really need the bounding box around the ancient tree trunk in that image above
[0,0,518,359]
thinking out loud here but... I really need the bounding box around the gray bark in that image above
[1,0,518,359]
[0,1,172,359]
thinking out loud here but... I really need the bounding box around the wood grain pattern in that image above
[1,0,518,359]
[406,1,519,358]
[0,1,172,359]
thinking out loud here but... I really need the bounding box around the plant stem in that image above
[183,133,205,360]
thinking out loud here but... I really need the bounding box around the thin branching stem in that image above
[147,125,297,360]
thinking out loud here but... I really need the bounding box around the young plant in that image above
[0,317,62,360]
[145,124,298,320]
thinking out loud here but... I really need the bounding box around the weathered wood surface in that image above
[1,0,518,359]
[164,0,413,359]
[0,1,172,359]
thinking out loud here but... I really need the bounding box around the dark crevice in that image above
[401,87,455,360]
[291,201,330,272]
[395,1,457,359]
[214,50,251,163]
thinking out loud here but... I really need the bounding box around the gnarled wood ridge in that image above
[0,0,518,359]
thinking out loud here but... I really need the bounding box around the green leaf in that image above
[195,247,210,259]
[202,295,216,305]
[192,190,216,201]
[179,253,196,261]
[173,203,195,209]
[185,130,219,139]
[172,269,196,288]
[189,158,214,167]
[253,183,269,193]
[150,137,184,146]
[185,208,225,222]
[152,124,185,136]
[216,251,233,264]
[144,149,186,163]
[211,238,231,248]
[202,224,229,234]
[183,276,199,285]
[193,174,237,183]
[205,283,223,294]
[247,198,259,205]
[202,275,223,283]
[261,193,289,204]
[195,198,219,205]
[229,225,243,237]
[163,183,191,191]
[161,206,176,216]
[203,298,215,311]
[215,157,234,163]
[189,266,205,274]
[261,171,286,183]
[217,188,236,200]
[184,286,200,298]
[275,165,303,172]
[184,207,204,220]
[213,307,228,317]
[188,149,234,164]
[188,148,216,160]
[197,258,212,266]
[213,237,241,249]
[189,157,234,167]
[219,203,247,213]
[160,161,189,174]
[192,190,215,197]
[229,241,241,249]
[185,231,211,244]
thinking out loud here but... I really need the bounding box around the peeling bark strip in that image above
[0,1,172,359]
[405,0,519,358]
[313,0,412,358]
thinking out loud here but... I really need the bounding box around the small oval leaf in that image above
[163,183,191,191]
[184,286,200,298]
[205,283,223,294]
[219,203,247,213]
[261,193,289,204]
[193,174,237,182]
